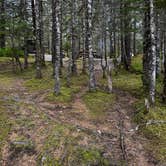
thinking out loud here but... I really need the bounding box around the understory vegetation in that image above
[0,56,166,165]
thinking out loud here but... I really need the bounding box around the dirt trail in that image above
[0,76,155,166]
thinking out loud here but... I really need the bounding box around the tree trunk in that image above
[163,32,166,101]
[0,0,5,48]
[71,0,77,75]
[123,1,131,70]
[133,18,136,56]
[87,0,96,91]
[143,0,156,104]
[82,7,87,74]
[52,0,60,95]
[39,0,45,66]
[155,12,161,77]
[60,2,63,69]
[35,0,42,78]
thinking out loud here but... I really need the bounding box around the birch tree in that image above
[87,0,96,91]
[143,0,156,104]
[52,0,60,95]
[35,0,42,78]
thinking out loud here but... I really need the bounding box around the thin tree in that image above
[0,0,5,48]
[52,0,60,95]
[35,0,42,78]
[87,0,96,91]
[143,0,156,104]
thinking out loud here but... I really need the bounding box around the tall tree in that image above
[71,0,77,75]
[123,0,131,70]
[52,0,60,95]
[87,0,96,91]
[35,0,42,78]
[0,0,6,48]
[143,0,156,104]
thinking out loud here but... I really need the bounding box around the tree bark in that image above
[123,1,131,70]
[52,0,60,95]
[87,0,96,91]
[0,0,5,48]
[35,0,42,78]
[163,32,166,101]
[143,0,156,104]
[71,0,77,75]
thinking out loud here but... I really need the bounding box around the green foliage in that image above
[113,70,143,97]
[38,123,110,166]
[131,55,143,73]
[24,77,54,91]
[46,86,80,104]
[0,93,11,159]
[83,90,115,119]
[0,48,24,57]
[0,107,10,159]
[134,101,166,162]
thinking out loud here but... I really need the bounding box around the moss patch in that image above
[46,86,80,104]
[113,70,143,97]
[83,90,116,119]
[38,123,110,165]
[134,99,166,163]
[0,96,11,159]
[131,55,143,73]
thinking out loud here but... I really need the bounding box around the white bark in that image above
[87,0,96,91]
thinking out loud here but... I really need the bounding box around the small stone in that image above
[97,130,102,135]
[77,129,81,132]
[10,140,35,153]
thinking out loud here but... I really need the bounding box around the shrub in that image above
[0,48,24,57]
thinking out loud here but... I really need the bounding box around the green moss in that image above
[71,74,88,87]
[83,90,116,119]
[46,86,80,104]
[10,137,35,152]
[0,74,15,88]
[113,70,143,97]
[131,55,143,72]
[25,77,54,91]
[71,147,103,165]
[0,110,10,155]
[0,101,11,159]
[0,57,11,62]
[134,101,166,162]
[37,154,61,166]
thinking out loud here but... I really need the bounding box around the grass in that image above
[46,86,80,104]
[134,100,166,163]
[113,70,143,97]
[131,55,143,73]
[83,90,116,119]
[0,55,166,164]
[115,55,166,163]
[0,93,12,160]
[38,123,110,166]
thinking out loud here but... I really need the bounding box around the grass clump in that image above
[71,147,105,165]
[131,55,143,73]
[0,110,10,159]
[134,101,166,163]
[46,86,80,104]
[24,77,54,92]
[0,99,11,159]
[83,90,115,119]
[113,70,143,97]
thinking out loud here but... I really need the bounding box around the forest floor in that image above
[0,56,166,166]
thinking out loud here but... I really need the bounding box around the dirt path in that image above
[0,76,155,166]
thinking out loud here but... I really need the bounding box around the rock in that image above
[10,140,35,153]
[97,130,102,135]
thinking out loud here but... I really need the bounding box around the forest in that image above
[0,0,166,165]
